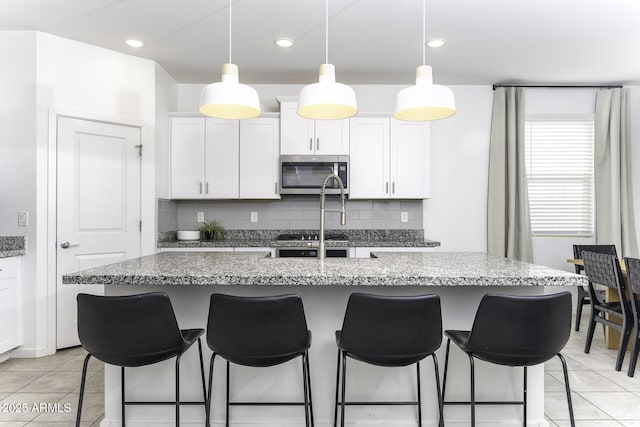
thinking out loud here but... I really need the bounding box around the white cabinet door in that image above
[0,257,19,354]
[349,117,390,199]
[240,118,281,199]
[205,119,239,198]
[390,120,430,199]
[280,101,349,155]
[171,117,206,198]
[314,119,349,155]
[280,101,313,155]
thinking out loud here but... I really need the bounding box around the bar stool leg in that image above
[523,366,527,427]
[558,354,576,427]
[431,353,443,427]
[302,354,310,427]
[442,339,451,402]
[305,352,315,427]
[469,355,475,427]
[416,362,422,427]
[75,354,92,427]
[206,354,217,427]
[121,366,126,427]
[197,339,208,426]
[175,354,181,426]
[340,352,347,427]
[333,350,341,427]
[225,361,230,427]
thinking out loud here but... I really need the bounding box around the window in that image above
[524,115,594,236]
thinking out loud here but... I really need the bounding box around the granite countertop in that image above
[157,238,441,249]
[157,229,440,249]
[63,251,585,287]
[0,236,26,258]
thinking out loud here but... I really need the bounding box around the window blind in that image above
[524,116,594,236]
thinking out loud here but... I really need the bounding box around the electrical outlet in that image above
[197,212,205,223]
[18,211,28,226]
[251,212,258,223]
[401,212,408,223]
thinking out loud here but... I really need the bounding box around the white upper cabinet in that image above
[279,100,349,155]
[170,116,280,200]
[349,117,430,199]
[239,118,280,199]
[171,117,239,199]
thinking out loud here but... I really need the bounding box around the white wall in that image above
[4,32,158,356]
[155,65,178,199]
[0,32,38,355]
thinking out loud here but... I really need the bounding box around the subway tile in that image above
[373,201,401,211]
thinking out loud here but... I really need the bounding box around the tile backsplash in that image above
[158,197,423,232]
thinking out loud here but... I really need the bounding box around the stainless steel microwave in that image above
[279,155,349,195]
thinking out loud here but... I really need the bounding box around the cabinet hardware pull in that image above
[316,138,320,151]
[206,182,209,194]
[309,138,313,151]
[199,182,203,194]
[386,182,389,194]
[392,182,395,194]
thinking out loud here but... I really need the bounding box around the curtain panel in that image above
[487,87,533,262]
[594,88,638,257]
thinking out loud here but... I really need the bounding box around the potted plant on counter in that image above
[200,220,226,241]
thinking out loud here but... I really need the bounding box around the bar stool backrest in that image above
[339,293,442,361]
[466,292,572,366]
[207,293,309,366]
[77,292,185,367]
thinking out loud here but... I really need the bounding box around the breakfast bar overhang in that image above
[63,251,585,427]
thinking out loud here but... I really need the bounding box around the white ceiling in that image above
[2,0,640,86]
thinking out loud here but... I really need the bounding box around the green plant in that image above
[199,220,226,240]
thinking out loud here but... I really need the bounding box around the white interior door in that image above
[56,116,141,349]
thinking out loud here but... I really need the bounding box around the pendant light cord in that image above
[325,0,329,64]
[229,0,232,63]
[422,0,426,66]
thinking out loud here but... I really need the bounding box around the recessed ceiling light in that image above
[426,38,447,48]
[124,39,144,48]
[274,38,294,48]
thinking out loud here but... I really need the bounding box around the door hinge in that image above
[135,144,144,157]
[139,220,142,232]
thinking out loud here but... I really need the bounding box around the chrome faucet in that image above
[318,173,347,261]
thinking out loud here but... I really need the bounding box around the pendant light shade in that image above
[297,0,357,120]
[199,63,261,120]
[198,0,261,120]
[394,0,455,122]
[298,64,357,120]
[394,65,455,121]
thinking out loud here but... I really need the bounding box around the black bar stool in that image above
[334,293,443,427]
[76,292,207,427]
[442,292,575,427]
[205,293,313,426]
[623,257,640,377]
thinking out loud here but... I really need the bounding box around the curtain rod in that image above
[492,84,623,90]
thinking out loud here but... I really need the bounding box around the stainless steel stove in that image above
[275,233,350,258]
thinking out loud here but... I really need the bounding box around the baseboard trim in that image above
[10,346,52,358]
[98,419,550,427]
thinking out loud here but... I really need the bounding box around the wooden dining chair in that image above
[623,257,640,377]
[582,251,633,371]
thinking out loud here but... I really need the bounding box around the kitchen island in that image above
[64,251,584,427]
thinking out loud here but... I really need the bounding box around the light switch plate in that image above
[197,212,205,223]
[251,212,258,223]
[401,212,408,223]
[18,211,28,226]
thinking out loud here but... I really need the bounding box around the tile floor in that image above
[0,313,638,426]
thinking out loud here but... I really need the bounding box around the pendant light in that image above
[297,0,357,120]
[394,0,455,121]
[199,0,261,120]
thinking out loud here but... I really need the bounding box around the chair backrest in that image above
[467,292,572,366]
[623,257,640,322]
[339,293,442,359]
[207,294,309,365]
[572,244,617,274]
[581,251,632,318]
[77,292,185,366]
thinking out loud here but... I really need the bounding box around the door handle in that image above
[60,241,79,249]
